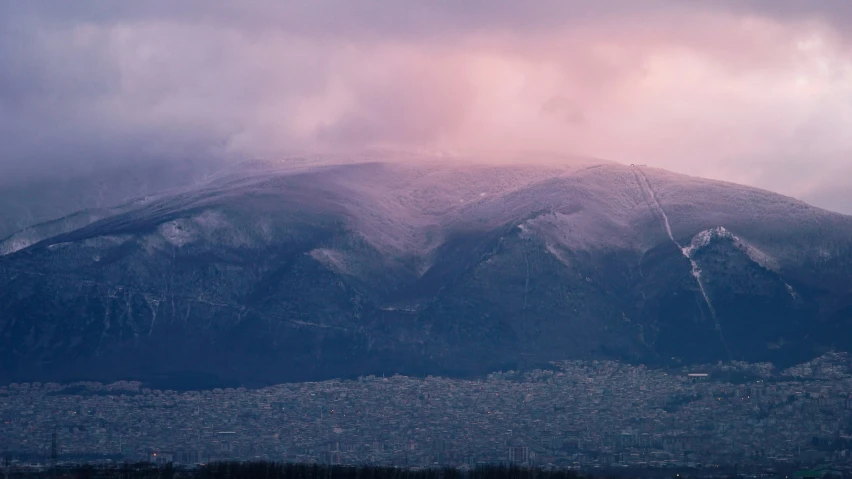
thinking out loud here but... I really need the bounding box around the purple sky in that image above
[1,1,851,213]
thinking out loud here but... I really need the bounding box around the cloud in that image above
[0,1,851,213]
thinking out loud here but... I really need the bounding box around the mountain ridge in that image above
[1,159,851,388]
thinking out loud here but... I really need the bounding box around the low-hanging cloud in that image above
[1,0,851,213]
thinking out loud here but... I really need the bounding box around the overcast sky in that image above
[1,1,851,213]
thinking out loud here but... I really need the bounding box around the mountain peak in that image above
[1,159,851,387]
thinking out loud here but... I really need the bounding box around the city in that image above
[2,353,851,472]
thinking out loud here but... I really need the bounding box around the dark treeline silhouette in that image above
[3,462,588,479]
[11,461,850,479]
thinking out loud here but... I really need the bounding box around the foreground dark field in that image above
[5,463,583,479]
[6,462,850,479]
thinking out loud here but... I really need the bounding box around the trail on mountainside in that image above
[632,166,732,359]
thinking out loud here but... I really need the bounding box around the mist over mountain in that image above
[1,156,851,388]
[0,157,226,240]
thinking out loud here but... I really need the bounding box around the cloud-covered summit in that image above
[1,1,851,213]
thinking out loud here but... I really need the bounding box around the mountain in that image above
[1,157,851,388]
[0,157,226,240]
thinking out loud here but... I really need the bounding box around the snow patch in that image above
[0,237,37,256]
[682,226,780,272]
[154,210,236,249]
[159,221,194,247]
[544,243,571,266]
[309,248,350,275]
[518,210,632,252]
[416,258,434,277]
[785,283,799,300]
[681,227,734,257]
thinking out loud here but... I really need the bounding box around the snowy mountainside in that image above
[0,158,226,240]
[0,158,851,388]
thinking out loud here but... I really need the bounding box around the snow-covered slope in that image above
[0,158,850,387]
[0,158,226,240]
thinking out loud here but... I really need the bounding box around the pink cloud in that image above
[1,1,851,212]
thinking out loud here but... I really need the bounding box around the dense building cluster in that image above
[2,354,852,469]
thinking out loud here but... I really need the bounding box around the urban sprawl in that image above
[2,353,852,471]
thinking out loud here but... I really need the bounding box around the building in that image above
[508,446,530,464]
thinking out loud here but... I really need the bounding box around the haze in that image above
[1,1,851,214]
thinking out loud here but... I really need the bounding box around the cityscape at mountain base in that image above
[3,354,852,471]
